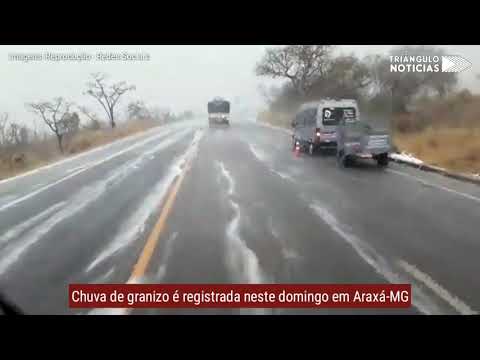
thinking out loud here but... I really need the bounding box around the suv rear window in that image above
[323,107,356,125]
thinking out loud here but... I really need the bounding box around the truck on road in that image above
[208,97,230,127]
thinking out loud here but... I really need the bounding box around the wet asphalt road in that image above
[1,119,479,315]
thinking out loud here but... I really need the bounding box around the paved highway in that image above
[1,119,479,315]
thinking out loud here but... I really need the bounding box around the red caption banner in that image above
[69,284,411,308]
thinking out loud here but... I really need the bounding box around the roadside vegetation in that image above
[393,91,480,173]
[0,72,195,181]
[255,45,480,174]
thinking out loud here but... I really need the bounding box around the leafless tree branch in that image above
[84,73,135,128]
[26,97,72,153]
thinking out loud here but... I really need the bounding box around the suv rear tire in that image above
[376,153,389,167]
[338,150,353,167]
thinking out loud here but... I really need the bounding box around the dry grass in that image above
[395,91,480,133]
[66,119,157,154]
[393,91,480,174]
[394,127,480,174]
[257,110,293,128]
[0,119,159,181]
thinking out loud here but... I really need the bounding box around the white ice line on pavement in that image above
[217,161,267,287]
[248,144,269,163]
[0,168,127,275]
[84,163,182,273]
[388,169,480,203]
[218,161,235,196]
[310,202,445,315]
[397,260,476,315]
[271,169,296,183]
[0,127,180,213]
[85,130,203,273]
[248,143,296,183]
[0,201,67,275]
[226,201,265,284]
[0,128,190,275]
[0,125,167,186]
[267,216,300,261]
[0,201,66,247]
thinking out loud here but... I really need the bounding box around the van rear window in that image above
[322,107,356,125]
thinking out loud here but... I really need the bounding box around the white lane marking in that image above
[85,130,204,273]
[84,162,182,272]
[0,201,66,248]
[0,125,170,186]
[0,127,181,213]
[66,165,89,174]
[0,195,17,206]
[0,166,94,213]
[102,128,192,189]
[0,201,71,275]
[310,202,445,315]
[388,169,480,203]
[0,129,191,275]
[156,232,179,281]
[0,173,121,274]
[397,260,476,315]
[217,161,267,286]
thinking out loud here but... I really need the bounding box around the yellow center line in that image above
[128,154,194,282]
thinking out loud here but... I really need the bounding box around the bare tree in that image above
[257,83,278,105]
[0,112,8,147]
[19,126,29,145]
[127,100,150,121]
[78,105,99,122]
[78,105,102,130]
[59,112,80,136]
[26,97,72,153]
[149,106,170,123]
[85,73,135,128]
[256,45,334,96]
[8,123,21,145]
[307,55,372,100]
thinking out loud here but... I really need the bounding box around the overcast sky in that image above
[0,45,479,128]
